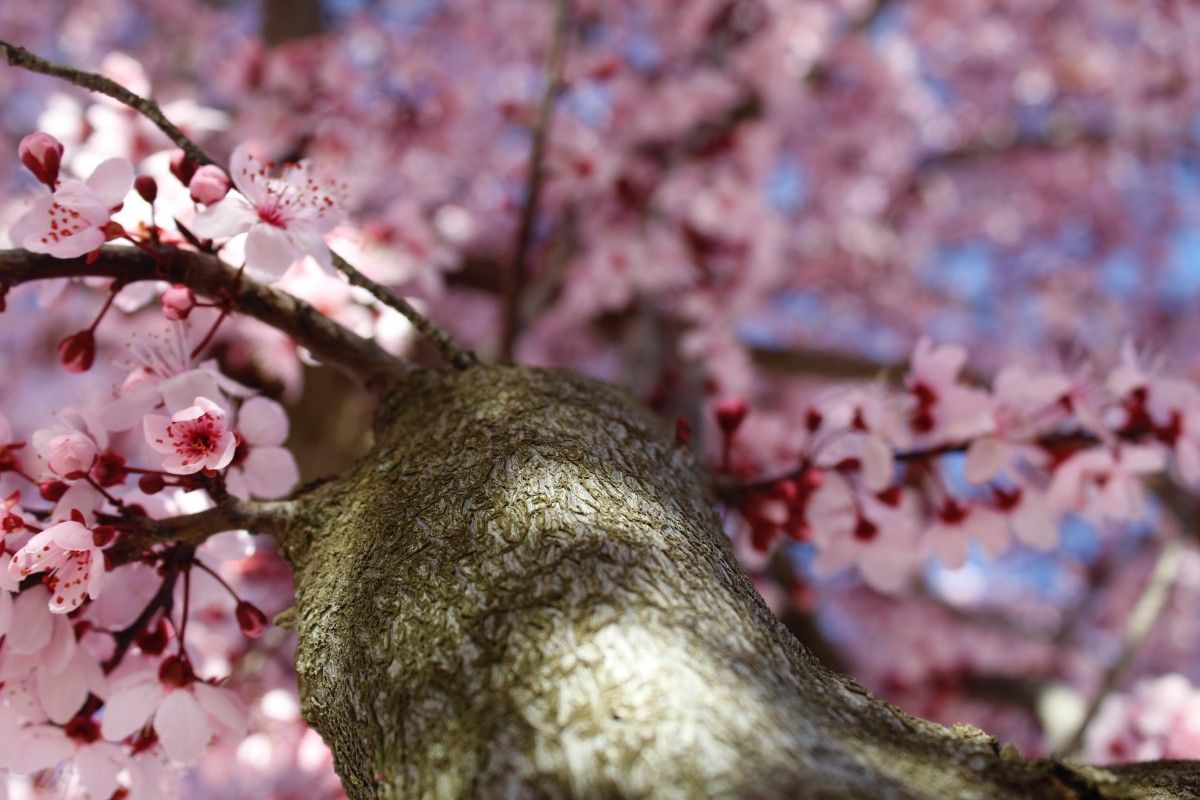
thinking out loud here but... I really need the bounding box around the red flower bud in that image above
[136,619,170,656]
[714,398,748,436]
[157,654,195,687]
[39,481,68,502]
[57,330,96,373]
[674,416,691,445]
[134,175,158,204]
[235,600,269,638]
[92,525,117,548]
[93,451,127,487]
[19,132,64,189]
[169,149,198,185]
[138,473,166,494]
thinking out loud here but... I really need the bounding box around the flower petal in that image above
[191,196,255,240]
[242,447,300,499]
[85,157,134,208]
[153,688,212,764]
[101,679,162,741]
[244,225,298,281]
[237,396,288,447]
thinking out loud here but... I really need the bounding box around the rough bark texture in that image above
[282,365,1200,799]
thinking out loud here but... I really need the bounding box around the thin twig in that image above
[331,251,477,369]
[500,0,571,362]
[1054,535,1184,758]
[0,38,475,370]
[107,497,296,567]
[0,38,211,168]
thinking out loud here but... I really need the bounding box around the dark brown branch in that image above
[0,246,404,391]
[500,0,571,362]
[107,497,295,566]
[0,39,476,371]
[0,38,212,171]
[330,251,477,370]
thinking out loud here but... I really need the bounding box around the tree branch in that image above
[0,38,477,371]
[1054,535,1184,758]
[108,497,295,567]
[500,0,571,362]
[0,246,405,391]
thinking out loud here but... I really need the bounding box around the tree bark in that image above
[280,365,1200,799]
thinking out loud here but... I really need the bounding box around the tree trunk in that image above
[280,365,1200,799]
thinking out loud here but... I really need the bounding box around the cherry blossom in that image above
[102,657,245,765]
[8,154,133,259]
[9,516,109,613]
[144,396,237,475]
[226,396,299,500]
[191,144,343,281]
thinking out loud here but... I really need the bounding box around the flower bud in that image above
[39,481,67,502]
[188,165,230,205]
[168,149,198,185]
[91,525,117,548]
[160,285,196,321]
[138,473,166,494]
[134,174,158,204]
[19,132,64,189]
[714,398,748,436]
[93,451,128,487]
[235,600,269,638]
[57,329,96,373]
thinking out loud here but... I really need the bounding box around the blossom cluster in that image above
[0,132,311,799]
[720,339,1196,593]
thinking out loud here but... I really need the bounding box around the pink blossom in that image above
[18,131,64,188]
[9,517,109,613]
[162,284,197,321]
[189,164,231,204]
[191,144,343,281]
[807,473,919,592]
[226,396,299,500]
[101,657,245,765]
[0,716,128,799]
[923,499,1010,569]
[906,338,995,444]
[144,396,237,475]
[1046,445,1166,525]
[31,424,100,479]
[8,156,133,259]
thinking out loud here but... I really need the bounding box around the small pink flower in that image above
[101,656,245,765]
[161,284,196,321]
[143,396,237,475]
[9,516,108,613]
[191,143,343,280]
[8,156,133,259]
[189,164,231,205]
[226,396,299,499]
[923,499,1010,569]
[18,132,64,188]
[32,425,100,478]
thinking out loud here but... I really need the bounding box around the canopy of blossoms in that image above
[0,0,1199,796]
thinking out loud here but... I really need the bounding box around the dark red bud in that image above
[39,481,67,502]
[57,330,96,374]
[134,175,158,204]
[92,525,117,548]
[157,654,194,687]
[93,451,127,487]
[168,149,198,185]
[136,619,170,656]
[714,398,748,436]
[235,600,269,638]
[137,473,166,494]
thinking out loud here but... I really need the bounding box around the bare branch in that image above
[108,497,296,566]
[500,0,571,362]
[0,38,212,170]
[1054,535,1184,758]
[0,246,404,391]
[0,38,476,371]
